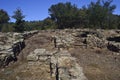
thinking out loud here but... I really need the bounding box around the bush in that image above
[1,24,14,32]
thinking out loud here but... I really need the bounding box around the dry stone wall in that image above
[27,48,88,80]
[107,35,120,52]
[37,29,120,58]
[0,29,120,67]
[52,30,75,49]
[51,29,120,53]
[0,29,120,80]
[0,30,38,67]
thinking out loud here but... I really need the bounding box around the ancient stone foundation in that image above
[0,29,120,80]
[0,30,38,67]
[27,48,88,80]
[1,29,120,68]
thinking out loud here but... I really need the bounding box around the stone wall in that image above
[0,30,38,67]
[52,30,75,48]
[0,29,120,67]
[27,48,88,80]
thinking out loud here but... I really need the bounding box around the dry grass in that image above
[69,48,120,80]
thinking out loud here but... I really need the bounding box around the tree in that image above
[12,8,25,32]
[42,17,56,29]
[103,0,116,28]
[87,0,116,29]
[0,9,10,24]
[118,15,120,29]
[0,9,10,31]
[25,20,43,31]
[1,23,14,32]
[49,2,80,29]
[78,6,89,28]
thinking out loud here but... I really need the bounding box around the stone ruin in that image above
[27,48,88,80]
[51,29,120,52]
[107,35,120,52]
[0,29,120,66]
[0,30,38,67]
[0,29,120,80]
[52,30,75,48]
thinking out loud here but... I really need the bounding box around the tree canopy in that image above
[49,2,80,29]
[0,9,10,24]
[12,8,25,21]
[12,8,25,32]
[48,0,118,29]
[87,0,116,29]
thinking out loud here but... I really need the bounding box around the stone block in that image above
[27,53,38,61]
[34,48,46,56]
[58,56,76,68]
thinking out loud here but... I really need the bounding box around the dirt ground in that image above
[0,31,120,80]
[70,48,120,80]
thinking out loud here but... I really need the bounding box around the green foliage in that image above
[0,9,10,24]
[12,8,25,21]
[1,23,14,32]
[49,2,80,29]
[1,24,8,32]
[0,9,10,31]
[118,15,120,29]
[24,18,56,30]
[87,0,116,29]
[12,8,25,32]
[48,0,119,29]
[14,20,25,32]
[78,7,89,28]
[25,21,43,31]
[42,17,57,29]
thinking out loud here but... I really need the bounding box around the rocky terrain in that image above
[0,29,120,80]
